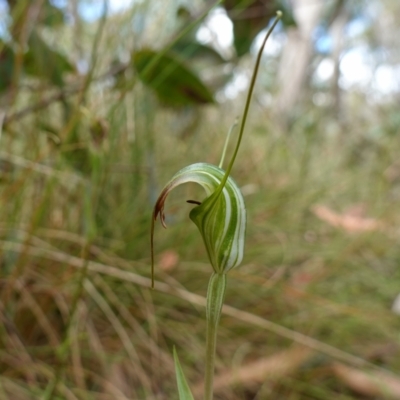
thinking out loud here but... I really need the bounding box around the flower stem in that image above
[204,273,226,400]
[215,11,282,196]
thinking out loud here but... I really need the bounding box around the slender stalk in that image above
[204,273,226,400]
[215,11,282,196]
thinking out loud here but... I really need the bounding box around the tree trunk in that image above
[276,0,324,119]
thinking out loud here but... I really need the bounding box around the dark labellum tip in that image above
[186,199,202,205]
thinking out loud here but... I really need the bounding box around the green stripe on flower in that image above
[188,163,246,273]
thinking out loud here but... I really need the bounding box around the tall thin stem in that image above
[204,273,226,400]
[215,11,282,196]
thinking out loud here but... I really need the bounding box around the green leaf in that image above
[224,0,275,57]
[133,49,214,106]
[171,40,226,64]
[173,347,195,400]
[224,0,295,57]
[170,40,230,91]
[276,0,297,27]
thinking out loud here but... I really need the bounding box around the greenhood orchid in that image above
[152,162,246,275]
[150,11,282,400]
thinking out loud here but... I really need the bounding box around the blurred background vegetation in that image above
[1,0,400,399]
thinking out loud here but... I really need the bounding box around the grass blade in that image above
[173,347,195,400]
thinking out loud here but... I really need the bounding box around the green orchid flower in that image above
[152,162,246,275]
